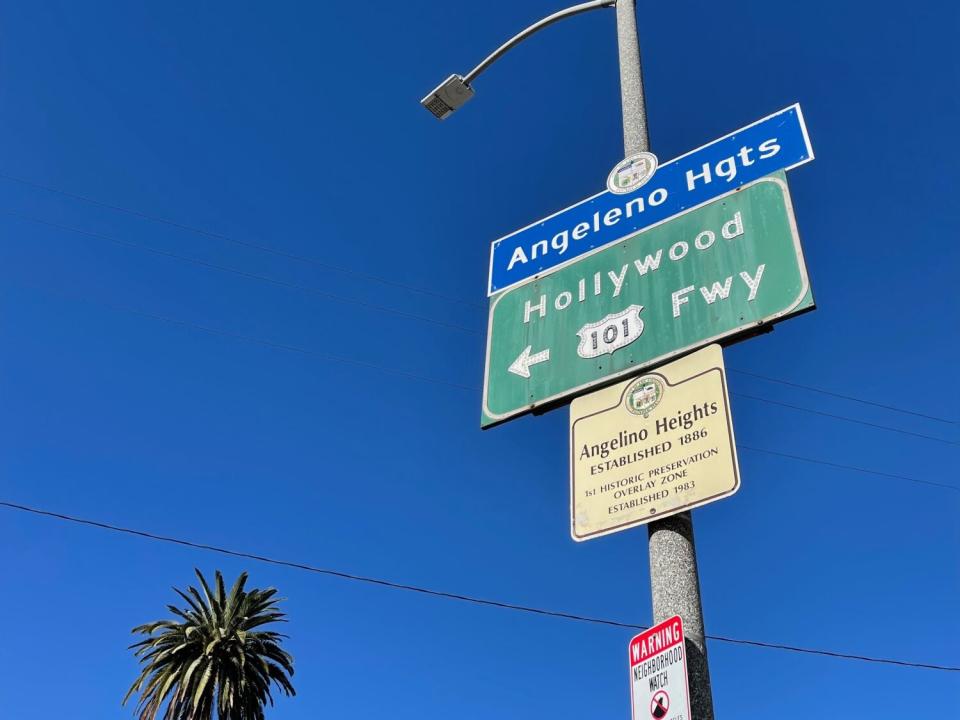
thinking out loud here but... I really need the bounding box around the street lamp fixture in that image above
[420,0,615,120]
[421,74,475,120]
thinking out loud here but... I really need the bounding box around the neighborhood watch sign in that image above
[486,104,813,295]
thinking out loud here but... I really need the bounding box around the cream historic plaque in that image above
[569,344,739,541]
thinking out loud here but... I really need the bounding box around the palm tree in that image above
[123,569,295,720]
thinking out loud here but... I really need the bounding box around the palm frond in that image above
[123,569,295,720]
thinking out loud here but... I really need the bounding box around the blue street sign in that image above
[487,104,813,296]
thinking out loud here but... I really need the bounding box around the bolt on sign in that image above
[630,616,690,720]
[481,172,813,428]
[569,344,738,541]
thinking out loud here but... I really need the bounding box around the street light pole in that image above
[647,512,715,720]
[423,3,716,717]
[614,0,649,155]
[614,8,716,715]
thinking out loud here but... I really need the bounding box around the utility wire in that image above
[0,172,484,310]
[2,194,953,428]
[11,281,959,494]
[736,445,960,493]
[15,278,480,393]
[0,499,956,673]
[8,210,953,444]
[13,278,475,392]
[727,368,956,425]
[731,392,958,447]
[89,294,478,393]
[15,279,960,468]
[5,211,481,336]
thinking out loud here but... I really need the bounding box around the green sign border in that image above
[481,174,814,428]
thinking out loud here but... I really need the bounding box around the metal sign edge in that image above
[482,174,810,427]
[486,102,813,296]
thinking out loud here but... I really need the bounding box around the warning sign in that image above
[630,616,690,720]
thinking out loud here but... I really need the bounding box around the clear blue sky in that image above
[0,1,957,717]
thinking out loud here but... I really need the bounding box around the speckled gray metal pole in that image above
[615,0,648,155]
[647,512,714,719]
[616,3,715,718]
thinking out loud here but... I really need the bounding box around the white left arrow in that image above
[508,345,551,379]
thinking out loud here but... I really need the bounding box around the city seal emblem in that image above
[625,375,664,417]
[606,151,658,195]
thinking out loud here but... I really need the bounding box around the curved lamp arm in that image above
[421,0,616,119]
[464,0,616,83]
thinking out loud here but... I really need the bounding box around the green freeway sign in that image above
[481,172,813,428]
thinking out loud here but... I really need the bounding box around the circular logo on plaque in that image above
[625,376,664,417]
[606,151,658,194]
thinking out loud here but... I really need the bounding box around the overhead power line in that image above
[4,211,481,336]
[16,280,960,469]
[1,178,953,427]
[5,196,957,442]
[727,368,956,425]
[731,392,957,447]
[736,445,960,493]
[28,268,959,496]
[90,301,960,489]
[16,279,478,392]
[1,499,955,673]
[9,282,960,495]
[0,172,484,310]
[94,294,477,393]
